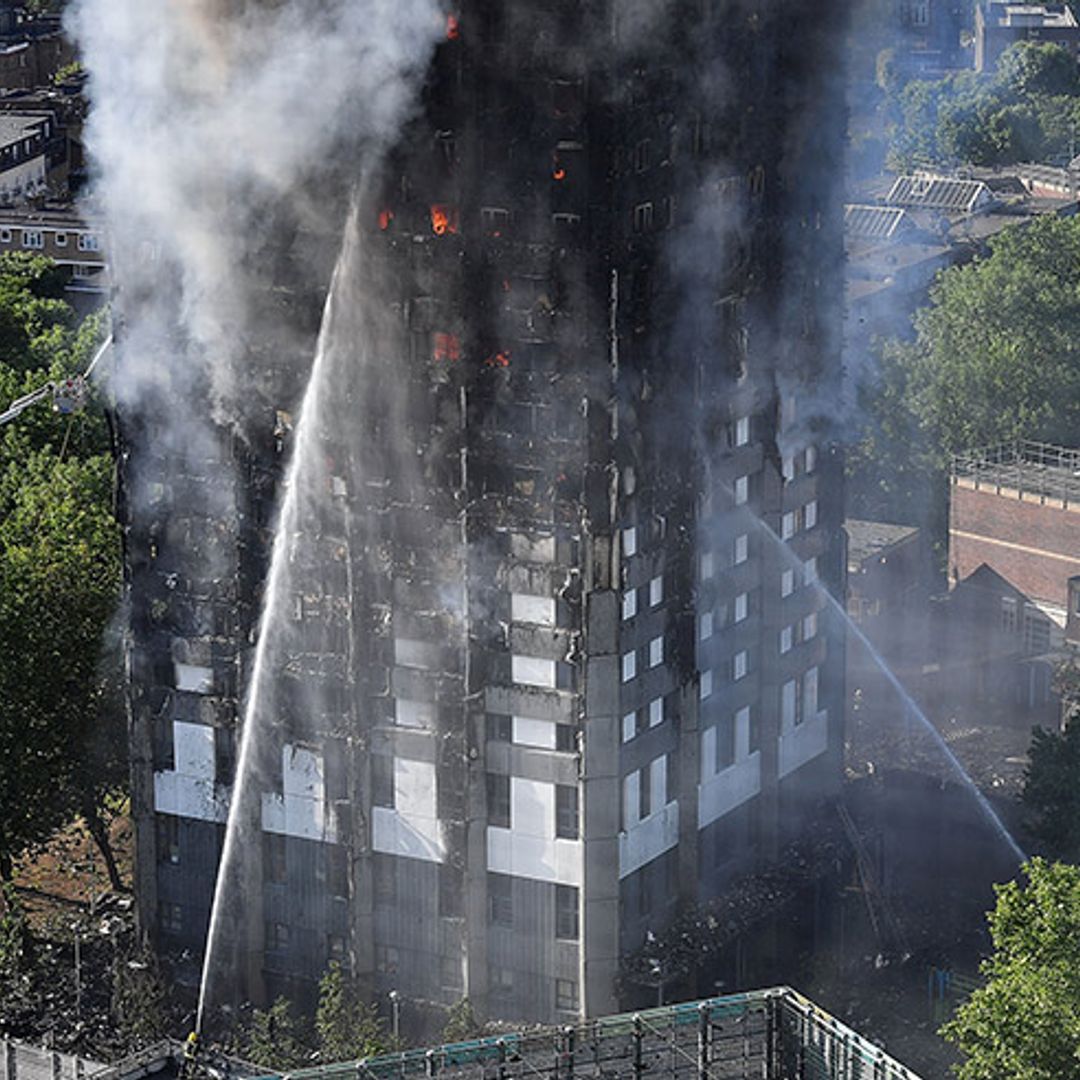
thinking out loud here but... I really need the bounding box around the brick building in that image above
[0,205,107,298]
[950,441,1080,613]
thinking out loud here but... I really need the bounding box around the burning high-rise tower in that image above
[113,0,847,1026]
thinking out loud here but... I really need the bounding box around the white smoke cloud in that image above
[68,0,445,419]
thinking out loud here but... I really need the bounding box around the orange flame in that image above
[446,13,460,39]
[553,167,566,181]
[484,350,511,368]
[433,332,461,363]
[431,204,458,235]
[378,208,394,231]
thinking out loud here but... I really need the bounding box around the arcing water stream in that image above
[748,505,1029,866]
[195,205,360,1035]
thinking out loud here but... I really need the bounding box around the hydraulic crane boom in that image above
[0,335,112,429]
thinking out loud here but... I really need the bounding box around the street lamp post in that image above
[389,989,400,1041]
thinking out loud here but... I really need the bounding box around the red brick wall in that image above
[950,482,1080,607]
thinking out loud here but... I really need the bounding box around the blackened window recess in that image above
[152,717,175,771]
[371,753,394,808]
[487,714,511,742]
[374,854,396,904]
[264,832,287,884]
[556,785,579,839]
[214,724,236,786]
[156,814,180,864]
[487,773,510,828]
[489,872,512,927]
[439,863,464,917]
[555,883,579,940]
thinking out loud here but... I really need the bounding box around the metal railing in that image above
[0,1039,104,1080]
[951,439,1080,508]
[267,988,923,1080]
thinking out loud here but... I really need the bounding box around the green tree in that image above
[0,883,27,980]
[1023,722,1080,860]
[1022,656,1080,859]
[996,40,1080,98]
[245,997,312,1070]
[443,997,484,1043]
[0,449,121,877]
[942,859,1080,1078]
[315,962,388,1062]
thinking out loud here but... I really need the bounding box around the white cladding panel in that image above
[153,720,226,823]
[262,744,335,842]
[372,757,445,863]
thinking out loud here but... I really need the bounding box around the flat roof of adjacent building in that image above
[844,204,912,240]
[886,174,993,214]
[985,2,1078,27]
[0,203,100,230]
[846,519,920,565]
[0,113,44,148]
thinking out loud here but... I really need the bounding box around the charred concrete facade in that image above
[121,0,847,1027]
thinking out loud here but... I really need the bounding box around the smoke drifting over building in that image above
[78,0,849,1025]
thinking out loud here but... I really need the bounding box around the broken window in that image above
[489,873,513,927]
[371,754,395,808]
[556,723,576,752]
[266,922,289,951]
[633,139,652,172]
[373,855,396,904]
[441,955,464,991]
[327,845,348,898]
[264,833,287,884]
[481,207,510,236]
[376,944,399,973]
[639,765,652,821]
[159,902,182,934]
[439,863,464,917]
[156,815,180,865]
[214,725,236,786]
[486,714,512,742]
[556,785,579,839]
[715,716,736,771]
[556,978,579,1012]
[487,773,511,828]
[555,884,579,940]
[153,719,175,772]
[632,202,654,233]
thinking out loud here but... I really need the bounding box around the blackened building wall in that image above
[122,0,847,1026]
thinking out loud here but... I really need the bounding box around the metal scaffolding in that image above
[269,989,922,1080]
[952,440,1080,508]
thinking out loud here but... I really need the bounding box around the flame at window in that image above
[431,204,458,235]
[446,14,460,40]
[378,208,394,231]
[433,332,461,363]
[484,350,511,368]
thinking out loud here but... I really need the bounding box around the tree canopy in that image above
[942,859,1080,1079]
[849,214,1080,525]
[1021,657,1080,861]
[886,42,1080,169]
[0,254,122,878]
